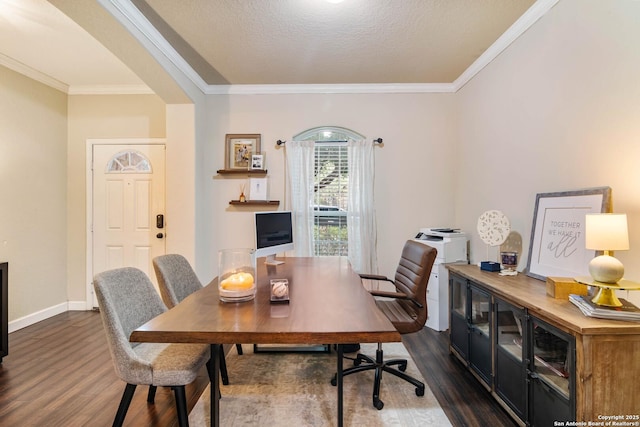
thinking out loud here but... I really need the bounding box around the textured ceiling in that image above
[0,0,541,93]
[137,0,535,85]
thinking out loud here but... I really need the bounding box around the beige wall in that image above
[66,94,166,303]
[0,66,67,322]
[6,0,640,324]
[166,104,197,264]
[455,0,640,304]
[200,93,457,280]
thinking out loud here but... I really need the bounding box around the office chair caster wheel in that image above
[353,358,362,366]
[373,398,384,410]
[330,375,337,386]
[416,385,425,397]
[398,361,407,372]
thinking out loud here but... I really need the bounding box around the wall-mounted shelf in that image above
[229,200,279,206]
[216,169,267,176]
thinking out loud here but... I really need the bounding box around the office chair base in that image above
[331,343,425,410]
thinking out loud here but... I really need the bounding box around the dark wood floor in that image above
[404,328,517,427]
[0,311,516,426]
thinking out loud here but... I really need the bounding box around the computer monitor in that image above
[254,211,294,265]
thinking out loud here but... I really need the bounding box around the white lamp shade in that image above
[585,213,629,251]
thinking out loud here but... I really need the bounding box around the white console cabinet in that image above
[414,228,467,331]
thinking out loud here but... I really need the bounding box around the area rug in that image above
[189,343,451,426]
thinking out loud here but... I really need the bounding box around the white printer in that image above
[414,228,468,331]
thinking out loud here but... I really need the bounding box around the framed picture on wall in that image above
[525,187,612,281]
[225,134,261,170]
[250,154,264,170]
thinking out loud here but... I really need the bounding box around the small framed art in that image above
[225,134,261,170]
[249,177,268,200]
[250,154,264,170]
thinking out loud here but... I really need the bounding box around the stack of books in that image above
[569,294,640,321]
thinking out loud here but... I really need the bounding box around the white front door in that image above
[91,143,166,306]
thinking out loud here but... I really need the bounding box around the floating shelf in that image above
[229,200,280,206]
[216,169,267,176]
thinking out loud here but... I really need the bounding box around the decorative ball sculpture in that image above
[477,210,511,247]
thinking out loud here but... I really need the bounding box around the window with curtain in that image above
[286,126,378,274]
[314,142,348,255]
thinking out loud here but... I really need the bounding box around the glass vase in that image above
[218,248,256,302]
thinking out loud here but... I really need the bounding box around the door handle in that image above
[156,233,164,239]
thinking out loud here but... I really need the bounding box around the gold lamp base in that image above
[591,287,623,307]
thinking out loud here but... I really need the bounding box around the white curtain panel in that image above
[285,141,315,256]
[347,139,378,274]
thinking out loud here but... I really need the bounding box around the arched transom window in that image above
[293,126,365,142]
[106,150,152,173]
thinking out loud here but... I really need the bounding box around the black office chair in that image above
[332,240,437,410]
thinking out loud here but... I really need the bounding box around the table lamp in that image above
[585,213,629,284]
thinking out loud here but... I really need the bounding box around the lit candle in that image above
[220,272,254,290]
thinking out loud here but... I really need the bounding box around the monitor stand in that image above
[264,254,284,265]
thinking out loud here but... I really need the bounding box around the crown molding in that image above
[0,50,152,95]
[0,53,68,93]
[204,82,456,95]
[453,0,560,91]
[67,84,154,95]
[105,0,209,93]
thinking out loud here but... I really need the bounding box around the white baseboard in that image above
[8,301,90,333]
[68,300,91,311]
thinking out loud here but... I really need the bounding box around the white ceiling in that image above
[0,0,557,95]
[0,0,148,93]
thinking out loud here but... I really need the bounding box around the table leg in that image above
[337,344,344,427]
[210,344,221,427]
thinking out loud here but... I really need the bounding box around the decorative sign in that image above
[526,187,611,281]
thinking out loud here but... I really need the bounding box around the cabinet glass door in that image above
[449,273,468,360]
[496,299,524,362]
[451,274,466,318]
[470,286,490,336]
[495,299,526,421]
[529,317,575,425]
[469,285,491,385]
[531,319,571,398]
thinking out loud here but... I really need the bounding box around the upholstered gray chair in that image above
[153,254,243,385]
[332,240,438,410]
[94,267,210,427]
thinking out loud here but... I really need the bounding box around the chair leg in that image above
[219,344,230,385]
[147,385,157,403]
[235,343,243,355]
[113,383,137,427]
[173,385,189,427]
[382,364,425,393]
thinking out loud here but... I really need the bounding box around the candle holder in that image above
[218,248,256,302]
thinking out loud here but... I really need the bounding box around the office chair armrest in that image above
[369,290,409,299]
[359,273,394,283]
[369,290,424,309]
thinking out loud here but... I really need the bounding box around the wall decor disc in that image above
[477,210,511,246]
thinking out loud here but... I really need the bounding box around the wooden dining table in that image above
[130,256,401,427]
